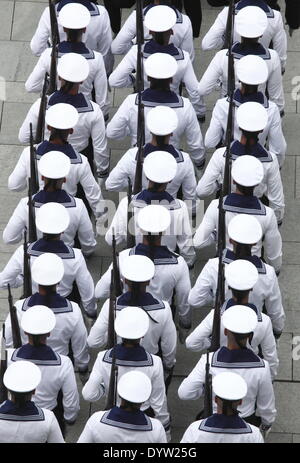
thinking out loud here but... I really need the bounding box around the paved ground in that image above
[0,0,299,443]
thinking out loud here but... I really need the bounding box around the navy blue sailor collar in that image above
[57,0,99,15]
[132,189,181,210]
[231,89,269,109]
[143,40,184,61]
[143,4,183,23]
[220,298,263,322]
[222,249,266,274]
[27,238,75,259]
[11,344,61,366]
[212,346,265,369]
[22,292,73,315]
[35,141,82,164]
[229,140,272,162]
[33,190,76,208]
[138,88,184,108]
[58,41,95,60]
[129,243,178,265]
[0,400,45,422]
[199,413,252,434]
[231,42,271,60]
[103,344,154,367]
[143,143,184,163]
[235,0,274,17]
[101,406,152,431]
[48,90,94,113]
[223,193,266,216]
[117,291,165,312]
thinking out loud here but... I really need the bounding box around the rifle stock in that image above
[8,285,22,349]
[0,324,7,403]
[104,270,118,410]
[35,74,48,144]
[112,233,123,297]
[22,230,32,299]
[28,180,37,244]
[29,124,39,195]
[127,177,135,249]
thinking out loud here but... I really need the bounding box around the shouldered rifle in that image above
[30,123,39,195]
[127,177,136,249]
[22,230,33,299]
[105,270,118,410]
[112,232,123,297]
[8,284,22,349]
[35,73,49,144]
[0,324,7,403]
[48,0,60,95]
[28,179,37,244]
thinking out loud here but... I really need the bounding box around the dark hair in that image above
[129,282,142,305]
[120,400,141,410]
[146,233,158,261]
[233,332,252,349]
[148,182,163,192]
[40,285,57,307]
[152,31,168,45]
[220,398,239,416]
[10,391,32,408]
[235,182,254,197]
[242,83,259,94]
[155,135,168,146]
[42,233,61,241]
[31,334,44,347]
[235,242,252,259]
[43,178,62,192]
[149,77,171,91]
[231,287,250,304]
[49,128,70,143]
[60,80,76,93]
[241,129,259,155]
[66,28,84,42]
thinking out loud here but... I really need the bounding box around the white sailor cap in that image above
[58,3,91,29]
[57,52,89,83]
[144,5,177,32]
[146,105,178,136]
[236,6,268,38]
[36,202,70,234]
[231,155,264,187]
[213,372,248,401]
[137,205,171,234]
[45,103,79,130]
[236,55,269,85]
[228,214,263,245]
[117,371,152,403]
[32,253,64,286]
[115,306,149,339]
[38,151,71,179]
[4,361,42,393]
[21,305,56,335]
[236,102,268,132]
[222,305,258,334]
[144,52,178,79]
[143,151,177,183]
[120,255,155,282]
[225,260,259,290]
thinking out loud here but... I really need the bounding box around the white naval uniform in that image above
[198,43,284,113]
[7,345,80,422]
[95,243,192,328]
[181,416,264,444]
[78,408,167,444]
[201,0,287,70]
[188,249,285,335]
[0,239,96,315]
[178,346,276,426]
[196,142,285,223]
[0,401,64,443]
[25,42,108,115]
[105,190,196,267]
[8,141,102,217]
[82,344,170,430]
[185,299,279,380]
[106,89,205,166]
[18,92,108,174]
[5,293,89,371]
[30,1,113,73]
[204,90,286,167]
[193,194,282,272]
[111,5,194,61]
[2,190,96,256]
[87,292,177,370]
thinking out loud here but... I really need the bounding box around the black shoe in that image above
[197,115,206,124]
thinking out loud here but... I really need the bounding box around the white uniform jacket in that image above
[0,239,96,315]
[3,190,96,256]
[106,90,205,166]
[204,90,286,167]
[188,249,285,334]
[178,346,276,426]
[5,292,89,370]
[95,243,192,328]
[0,401,64,443]
[185,299,279,380]
[193,194,282,272]
[8,344,80,422]
[82,344,170,429]
[8,141,102,217]
[87,292,177,370]
[105,190,196,267]
[78,407,167,443]
[181,415,263,443]
[18,92,108,173]
[196,142,285,222]
[201,0,287,70]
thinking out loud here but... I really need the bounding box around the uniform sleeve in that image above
[78,158,102,216]
[105,197,128,247]
[175,258,192,328]
[108,47,136,88]
[91,105,109,173]
[178,356,206,400]
[267,51,285,113]
[263,210,282,272]
[76,200,97,256]
[71,305,90,371]
[30,7,50,56]
[106,96,132,140]
[159,304,177,370]
[267,105,286,168]
[201,8,227,51]
[111,11,135,55]
[105,151,135,192]
[8,148,29,192]
[188,260,215,308]
[183,101,206,165]
[74,251,96,315]
[153,420,168,443]
[180,16,194,61]
[18,99,41,144]
[2,198,27,245]
[93,54,108,112]
[77,416,97,443]
[198,51,224,97]
[96,7,113,59]
[196,149,223,199]
[181,155,197,202]
[180,422,200,443]
[264,268,285,334]
[193,200,218,249]
[176,201,196,268]
[265,156,285,223]
[0,246,24,289]
[82,354,106,402]
[259,317,279,381]
[272,12,287,70]
[25,50,49,94]
[148,358,170,429]
[95,263,113,300]
[255,361,277,426]
[182,55,202,114]
[61,357,80,422]
[204,101,225,148]
[87,300,109,349]
[47,412,65,443]
[185,311,214,352]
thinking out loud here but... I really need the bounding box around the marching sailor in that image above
[106,52,205,168]
[0,202,97,318]
[3,151,96,256]
[88,254,177,376]
[198,6,284,114]
[4,252,90,376]
[26,3,108,118]
[205,54,286,167]
[186,260,279,380]
[0,361,64,443]
[7,306,80,434]
[8,103,103,218]
[198,102,285,223]
[82,306,171,438]
[181,372,264,443]
[193,155,282,273]
[178,305,276,433]
[189,213,285,336]
[105,151,196,267]
[79,370,167,443]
